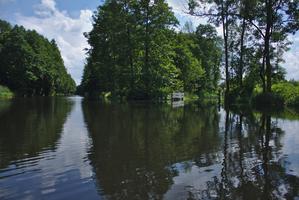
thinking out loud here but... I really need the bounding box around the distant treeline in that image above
[0,20,76,96]
[78,0,222,100]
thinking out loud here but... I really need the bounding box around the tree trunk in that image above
[144,0,150,98]
[222,2,230,106]
[265,0,273,93]
[127,22,134,93]
[260,54,266,93]
[239,19,246,90]
[124,0,135,93]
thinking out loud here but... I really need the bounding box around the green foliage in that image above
[173,33,204,93]
[0,85,13,98]
[192,24,222,92]
[80,0,222,100]
[0,19,76,96]
[187,0,299,106]
[272,82,299,106]
[252,81,299,108]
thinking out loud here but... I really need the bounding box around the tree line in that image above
[78,0,222,100]
[80,0,299,104]
[1,0,298,103]
[0,20,76,96]
[188,0,299,106]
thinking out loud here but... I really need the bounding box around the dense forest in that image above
[0,20,76,96]
[78,0,222,100]
[79,0,299,106]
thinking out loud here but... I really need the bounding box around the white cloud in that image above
[15,0,93,84]
[283,33,299,80]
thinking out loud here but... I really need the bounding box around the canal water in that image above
[0,97,299,200]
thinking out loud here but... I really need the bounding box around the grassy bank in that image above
[0,85,14,99]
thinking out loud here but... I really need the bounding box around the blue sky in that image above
[0,0,100,21]
[1,0,298,84]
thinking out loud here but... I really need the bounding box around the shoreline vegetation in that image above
[77,0,222,100]
[0,20,76,97]
[76,0,299,110]
[1,0,299,111]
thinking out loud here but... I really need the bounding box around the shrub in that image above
[0,85,14,98]
[253,92,284,108]
[272,82,299,106]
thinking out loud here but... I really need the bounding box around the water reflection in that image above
[82,101,299,200]
[0,97,73,169]
[0,97,101,200]
[82,102,221,199]
[0,98,299,199]
[0,100,11,116]
[182,111,299,200]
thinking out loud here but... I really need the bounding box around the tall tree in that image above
[188,0,236,105]
[193,24,222,92]
[82,0,181,99]
[188,0,299,100]
[81,0,222,100]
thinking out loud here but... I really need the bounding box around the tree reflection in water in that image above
[0,97,73,169]
[82,101,299,200]
[82,102,221,200]
[194,111,299,200]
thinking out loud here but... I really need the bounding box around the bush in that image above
[272,82,299,106]
[252,82,299,108]
[253,92,284,108]
[0,85,14,98]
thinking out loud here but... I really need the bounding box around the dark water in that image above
[1,97,299,200]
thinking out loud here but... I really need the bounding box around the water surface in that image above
[0,97,299,200]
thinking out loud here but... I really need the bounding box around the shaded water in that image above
[0,97,299,200]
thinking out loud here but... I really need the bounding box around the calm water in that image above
[0,97,299,200]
